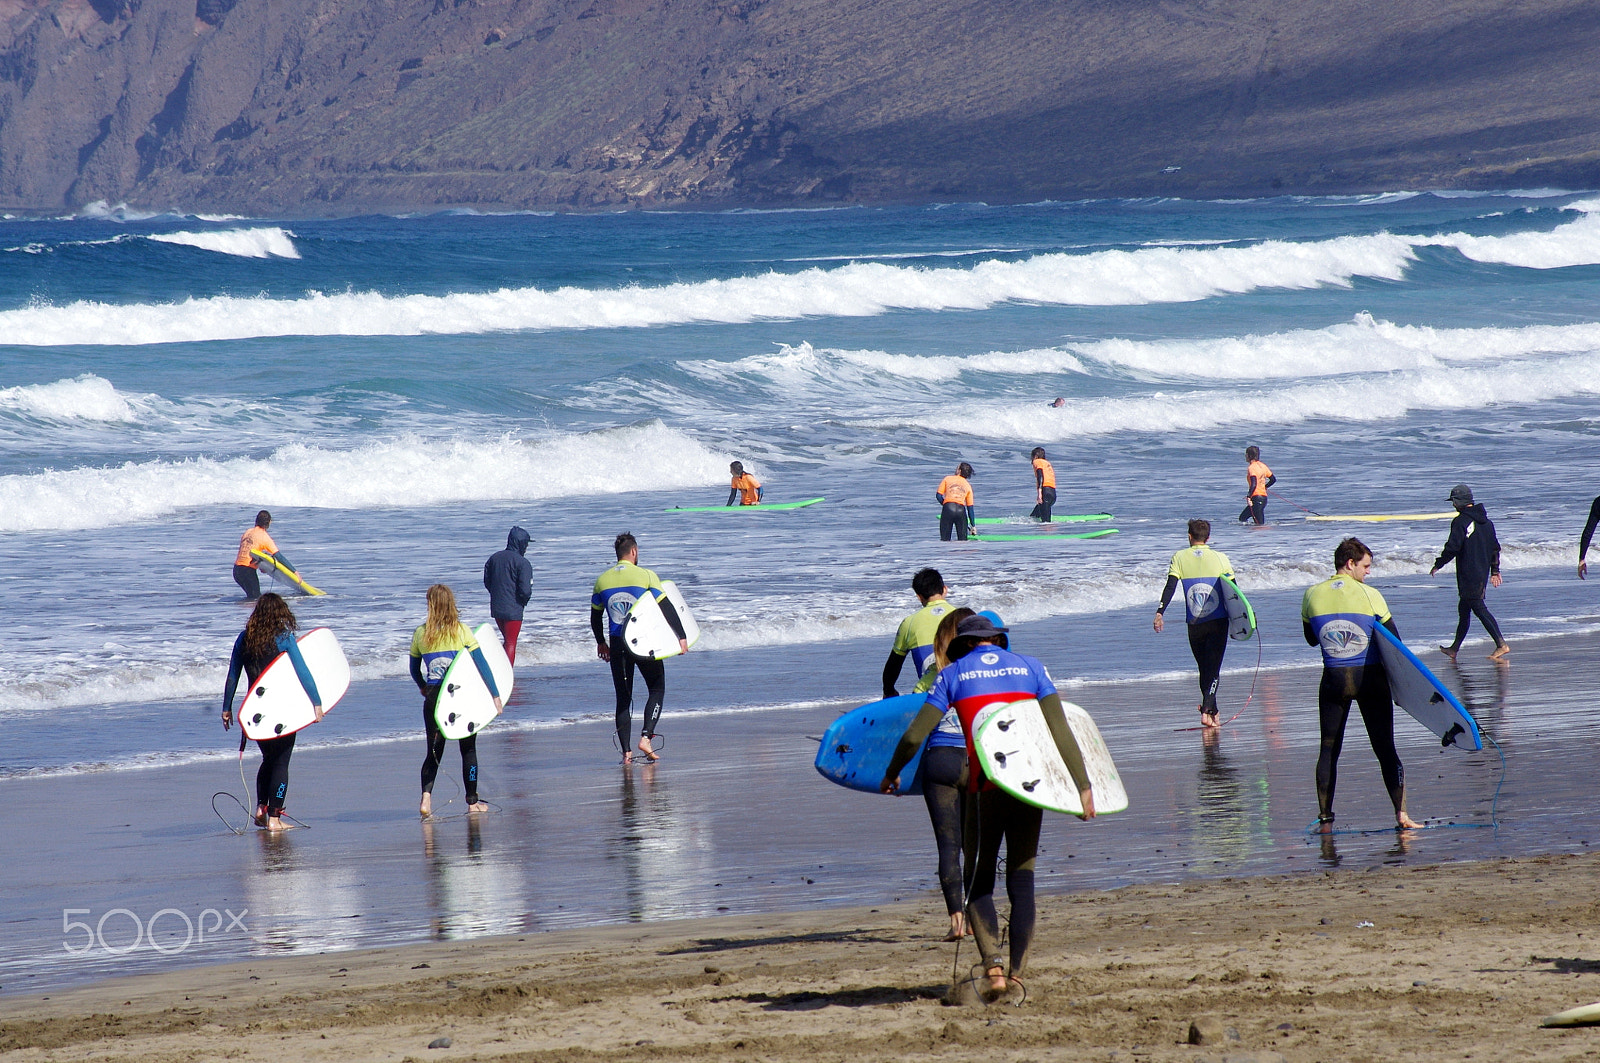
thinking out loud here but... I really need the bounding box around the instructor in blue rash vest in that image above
[881,614,1094,1001]
[1154,519,1236,728]
[592,532,688,765]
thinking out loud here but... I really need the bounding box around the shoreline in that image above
[6,851,1600,1061]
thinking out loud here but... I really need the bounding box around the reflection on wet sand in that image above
[611,764,717,922]
[244,831,368,955]
[422,815,529,941]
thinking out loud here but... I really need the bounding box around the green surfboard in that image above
[666,497,824,513]
[976,513,1112,524]
[970,528,1118,542]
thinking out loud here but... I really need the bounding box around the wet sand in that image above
[6,850,1600,1061]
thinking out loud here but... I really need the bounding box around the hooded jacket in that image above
[484,527,533,621]
[1434,503,1501,595]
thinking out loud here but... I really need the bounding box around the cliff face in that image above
[3,0,1600,213]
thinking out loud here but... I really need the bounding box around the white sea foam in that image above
[0,232,1422,346]
[0,421,729,531]
[1430,210,1600,269]
[147,227,300,259]
[0,375,137,422]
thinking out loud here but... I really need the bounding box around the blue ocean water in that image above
[2,191,1600,780]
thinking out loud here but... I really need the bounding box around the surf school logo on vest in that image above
[980,652,1000,665]
[1186,583,1218,617]
[1319,619,1368,660]
[607,592,638,626]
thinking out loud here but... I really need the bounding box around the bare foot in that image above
[638,736,660,762]
[263,815,289,832]
[621,752,634,766]
[1397,811,1422,830]
[1200,709,1221,729]
[985,965,1008,995]
[254,805,267,827]
[419,792,432,817]
[943,913,967,941]
[1438,645,1458,660]
[1489,643,1511,660]
[467,801,489,813]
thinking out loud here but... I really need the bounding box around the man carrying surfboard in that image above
[936,463,975,541]
[726,461,763,506]
[1237,446,1275,526]
[1153,519,1235,728]
[881,614,1094,1001]
[1302,538,1422,832]
[1429,484,1508,661]
[591,533,689,764]
[232,510,278,600]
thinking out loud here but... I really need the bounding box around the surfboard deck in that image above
[667,497,824,513]
[1306,513,1456,522]
[971,529,1118,541]
[622,580,699,660]
[239,627,350,740]
[814,694,930,796]
[250,548,325,596]
[434,622,514,740]
[1371,623,1483,750]
[973,699,1128,815]
[1220,576,1255,641]
[1543,1001,1600,1027]
[976,513,1113,524]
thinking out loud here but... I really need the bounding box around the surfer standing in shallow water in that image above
[1154,519,1235,728]
[1302,538,1422,832]
[936,463,976,541]
[1238,446,1275,526]
[232,510,278,600]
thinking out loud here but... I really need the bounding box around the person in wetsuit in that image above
[592,532,689,764]
[1238,446,1276,526]
[411,583,502,817]
[1030,447,1057,522]
[1303,537,1421,832]
[882,614,1095,1000]
[1581,495,1600,580]
[882,568,956,698]
[221,592,323,831]
[1154,519,1236,728]
[937,463,976,541]
[1430,484,1508,660]
[727,461,763,506]
[233,510,278,600]
[483,526,533,664]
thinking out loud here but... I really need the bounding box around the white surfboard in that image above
[434,622,513,740]
[622,580,699,660]
[1220,576,1255,641]
[1371,624,1483,750]
[1543,1001,1600,1027]
[973,699,1129,815]
[239,627,350,740]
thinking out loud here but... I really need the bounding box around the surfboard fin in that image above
[1442,723,1464,748]
[1429,692,1445,704]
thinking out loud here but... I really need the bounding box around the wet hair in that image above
[1245,446,1260,462]
[422,584,463,645]
[1187,518,1211,542]
[1030,447,1046,460]
[1334,537,1372,571]
[930,607,978,673]
[957,462,974,479]
[730,461,744,475]
[911,567,945,600]
[243,593,296,664]
[614,532,638,560]
[255,509,272,529]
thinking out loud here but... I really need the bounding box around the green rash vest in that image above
[1167,543,1235,624]
[891,599,956,694]
[591,560,665,640]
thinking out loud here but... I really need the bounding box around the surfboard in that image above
[814,694,930,796]
[976,514,1113,524]
[1306,513,1456,522]
[972,699,1128,815]
[433,622,514,740]
[238,627,350,740]
[622,580,700,660]
[667,498,824,513]
[971,529,1118,541]
[1220,576,1255,641]
[1542,1001,1600,1027]
[1370,623,1483,751]
[249,548,325,596]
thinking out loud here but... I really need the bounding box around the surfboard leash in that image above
[1301,730,1507,837]
[1269,490,1322,517]
[1172,625,1265,732]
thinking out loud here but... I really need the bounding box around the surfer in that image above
[1049,398,1066,408]
[881,614,1095,1000]
[591,533,688,765]
[1237,447,1275,526]
[1030,447,1056,523]
[1429,484,1508,660]
[232,510,278,600]
[1153,519,1235,727]
[221,592,323,831]
[1582,495,1600,579]
[411,584,503,816]
[882,568,956,698]
[1302,538,1422,832]
[727,461,763,506]
[483,526,533,665]
[936,463,976,541]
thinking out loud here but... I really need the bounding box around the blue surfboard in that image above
[1371,623,1483,751]
[815,694,930,795]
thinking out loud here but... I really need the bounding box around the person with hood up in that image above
[1430,484,1509,660]
[483,526,533,665]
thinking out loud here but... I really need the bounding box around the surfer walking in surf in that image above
[1302,538,1422,832]
[1430,484,1509,660]
[1237,446,1275,526]
[936,463,976,541]
[232,510,278,600]
[1154,519,1235,728]
[591,533,688,765]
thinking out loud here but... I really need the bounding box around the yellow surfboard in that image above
[250,548,325,596]
[1306,512,1456,523]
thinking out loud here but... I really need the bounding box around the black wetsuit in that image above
[1434,503,1505,650]
[1030,486,1057,523]
[939,502,970,541]
[1581,496,1600,567]
[233,564,261,600]
[1158,573,1230,715]
[920,745,968,917]
[591,599,687,751]
[1305,618,1406,822]
[223,630,317,818]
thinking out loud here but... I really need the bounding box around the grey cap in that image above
[1448,483,1474,505]
[955,614,1009,640]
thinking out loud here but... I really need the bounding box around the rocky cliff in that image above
[3,0,1600,213]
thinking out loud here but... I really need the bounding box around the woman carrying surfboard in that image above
[221,593,322,832]
[410,584,502,816]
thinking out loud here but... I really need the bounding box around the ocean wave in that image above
[146,227,300,259]
[1430,210,1600,269]
[0,421,728,531]
[0,375,137,422]
[0,231,1421,346]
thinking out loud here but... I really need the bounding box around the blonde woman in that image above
[410,584,502,816]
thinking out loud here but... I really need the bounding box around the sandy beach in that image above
[6,850,1600,1062]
